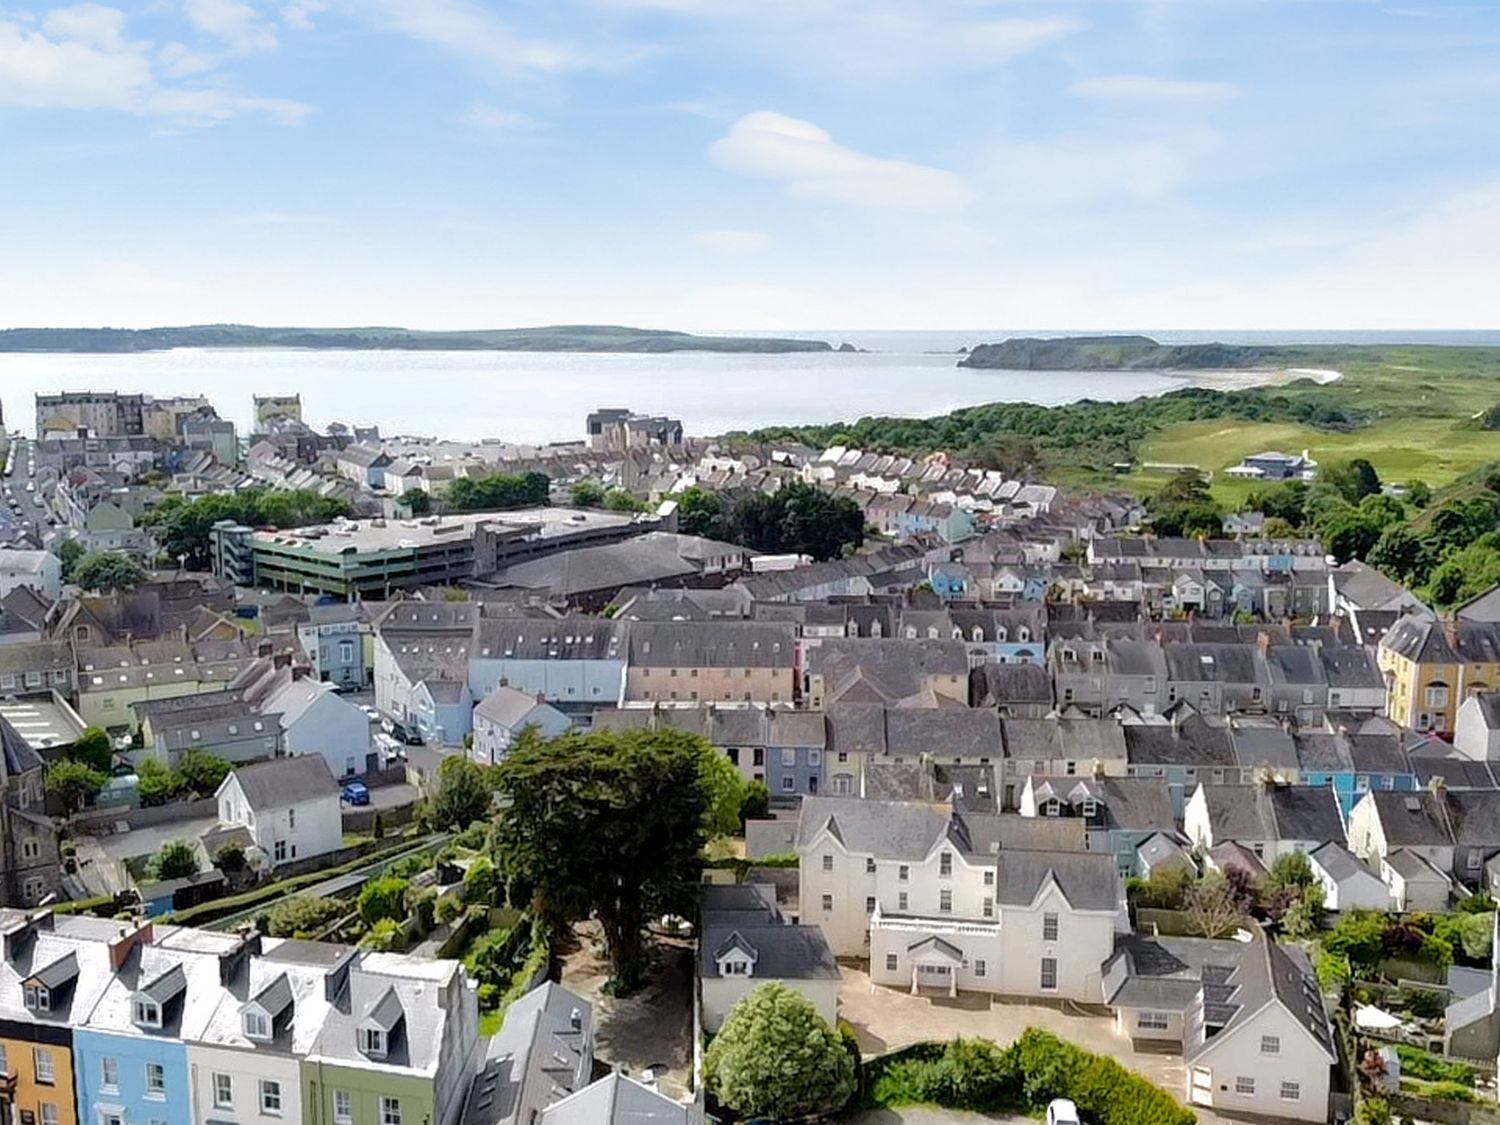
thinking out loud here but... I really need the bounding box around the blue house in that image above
[926,563,970,601]
[1294,728,1418,818]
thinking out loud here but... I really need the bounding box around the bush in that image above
[136,758,185,806]
[463,856,498,906]
[267,896,344,938]
[150,840,200,880]
[477,982,500,1009]
[1396,1045,1475,1085]
[871,1039,1019,1113]
[434,896,463,925]
[357,876,411,925]
[1008,1029,1196,1125]
[361,917,405,952]
[213,841,247,873]
[1355,1096,1391,1125]
[177,747,232,795]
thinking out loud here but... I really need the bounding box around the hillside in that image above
[0,324,833,354]
[959,334,1300,371]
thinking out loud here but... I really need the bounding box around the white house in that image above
[261,677,374,779]
[215,756,343,868]
[700,883,840,1033]
[796,797,1123,1003]
[1382,849,1453,912]
[1307,841,1390,911]
[470,685,570,766]
[0,549,61,601]
[1455,693,1500,762]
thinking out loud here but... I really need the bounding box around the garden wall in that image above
[74,796,218,833]
[1391,1093,1500,1125]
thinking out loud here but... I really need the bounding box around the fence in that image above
[73,797,218,834]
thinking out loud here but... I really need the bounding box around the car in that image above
[358,704,380,722]
[340,781,370,806]
[1047,1099,1081,1125]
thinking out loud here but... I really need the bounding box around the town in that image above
[2,388,1500,1125]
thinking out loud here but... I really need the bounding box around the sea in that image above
[0,329,1494,445]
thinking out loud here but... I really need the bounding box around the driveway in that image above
[839,965,1235,1125]
[847,1111,1025,1125]
[88,816,221,866]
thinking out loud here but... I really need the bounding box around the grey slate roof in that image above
[1104,934,1247,1012]
[538,1071,690,1124]
[1125,717,1235,767]
[627,621,795,668]
[700,923,840,980]
[1364,790,1454,847]
[225,754,339,810]
[992,849,1120,911]
[1186,936,1334,1064]
[465,981,593,1125]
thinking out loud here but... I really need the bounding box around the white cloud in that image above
[280,0,324,31]
[694,228,770,254]
[710,111,976,212]
[0,4,308,124]
[354,0,603,74]
[463,102,544,130]
[183,0,277,55]
[1069,75,1241,102]
[984,128,1221,207]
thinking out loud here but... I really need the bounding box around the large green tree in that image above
[431,754,493,831]
[144,489,352,568]
[46,759,107,811]
[71,551,147,593]
[676,486,729,539]
[490,727,719,988]
[703,982,856,1120]
[732,480,864,560]
[69,726,114,773]
[151,839,200,880]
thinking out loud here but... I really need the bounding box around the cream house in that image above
[796,797,1123,1002]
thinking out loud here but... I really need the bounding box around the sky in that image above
[1,0,1499,331]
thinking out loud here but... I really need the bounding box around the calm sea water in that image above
[0,329,1491,444]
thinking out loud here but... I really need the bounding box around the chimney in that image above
[1257,631,1273,655]
[272,651,293,670]
[498,677,509,688]
[535,691,545,705]
[2,910,54,963]
[256,639,274,658]
[324,947,357,1003]
[218,931,262,985]
[108,920,155,971]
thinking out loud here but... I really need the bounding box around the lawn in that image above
[1133,349,1500,508]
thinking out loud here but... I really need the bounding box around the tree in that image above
[143,489,351,568]
[268,895,343,937]
[732,481,864,561]
[46,759,107,811]
[463,855,498,906]
[1282,883,1326,938]
[1368,526,1431,585]
[1406,480,1433,508]
[358,876,411,925]
[491,728,718,988]
[1323,909,1388,972]
[70,551,147,593]
[1145,471,1222,539]
[1322,458,1382,504]
[703,982,856,1120]
[1246,480,1308,526]
[69,726,113,773]
[447,471,550,511]
[739,779,771,828]
[603,488,648,513]
[1265,850,1316,892]
[1321,513,1383,564]
[568,479,605,508]
[213,840,247,873]
[432,754,493,831]
[151,839,200,880]
[176,748,231,795]
[698,749,748,839]
[136,758,184,805]
[360,917,405,951]
[400,488,431,515]
[1358,493,1406,529]
[676,486,728,539]
[1185,874,1244,939]
[54,537,86,580]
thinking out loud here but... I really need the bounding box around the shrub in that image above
[477,982,500,1009]
[463,856,498,906]
[434,895,463,925]
[703,982,856,1120]
[177,747,232,795]
[1355,1097,1391,1125]
[1008,1028,1196,1125]
[136,758,185,806]
[213,841,247,873]
[357,876,411,925]
[361,917,405,952]
[150,840,199,880]
[268,896,344,938]
[1395,1045,1475,1085]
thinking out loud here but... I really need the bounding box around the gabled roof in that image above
[221,754,339,810]
[362,984,405,1033]
[1187,935,1334,1064]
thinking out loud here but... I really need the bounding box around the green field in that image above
[1133,348,1500,506]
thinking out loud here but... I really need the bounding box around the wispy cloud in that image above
[710,111,975,212]
[353,0,625,75]
[183,0,278,56]
[280,0,325,31]
[463,102,544,130]
[1069,75,1241,103]
[694,228,770,254]
[0,2,308,124]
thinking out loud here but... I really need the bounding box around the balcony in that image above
[871,904,1000,938]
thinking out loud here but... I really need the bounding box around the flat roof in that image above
[0,694,87,751]
[251,507,645,558]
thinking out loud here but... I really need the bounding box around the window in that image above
[101,1057,119,1091]
[288,808,296,830]
[898,892,908,911]
[24,984,49,1011]
[134,998,161,1027]
[865,858,876,874]
[939,889,953,913]
[939,853,953,877]
[274,840,288,863]
[41,1104,58,1125]
[781,776,795,793]
[982,897,993,918]
[360,1028,386,1056]
[1260,1034,1280,1055]
[34,1047,54,1085]
[381,1096,403,1125]
[1137,1012,1170,1031]
[974,959,987,977]
[753,748,764,766]
[1040,957,1057,991]
[146,1062,165,1096]
[821,894,833,913]
[1235,1076,1255,1096]
[822,854,834,872]
[898,865,909,882]
[340,640,355,663]
[1425,684,1449,708]
[21,838,40,860]
[1043,912,1059,941]
[726,747,739,766]
[808,748,821,766]
[781,748,796,766]
[722,959,749,976]
[334,1091,353,1125]
[886,953,899,971]
[983,870,994,887]
[1280,1081,1301,1101]
[261,1079,283,1115]
[866,896,876,914]
[214,1073,234,1108]
[245,1010,271,1040]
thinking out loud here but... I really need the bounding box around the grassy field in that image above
[1131,348,1500,506]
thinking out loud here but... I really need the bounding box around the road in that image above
[0,436,59,545]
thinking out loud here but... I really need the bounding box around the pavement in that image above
[838,964,1235,1125]
[366,781,419,810]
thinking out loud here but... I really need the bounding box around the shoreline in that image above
[1172,365,1343,393]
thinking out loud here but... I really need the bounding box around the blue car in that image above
[341,781,370,806]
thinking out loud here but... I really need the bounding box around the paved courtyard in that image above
[839,965,1235,1125]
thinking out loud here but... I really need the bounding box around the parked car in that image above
[340,781,370,806]
[359,704,380,722]
[1047,1100,1081,1125]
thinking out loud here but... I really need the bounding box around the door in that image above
[1190,1067,1213,1106]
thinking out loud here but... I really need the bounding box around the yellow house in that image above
[1378,617,1500,733]
[74,639,256,732]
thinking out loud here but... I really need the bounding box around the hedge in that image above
[1395,1044,1475,1085]
[862,1029,1195,1125]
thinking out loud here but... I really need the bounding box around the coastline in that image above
[1171,365,1344,393]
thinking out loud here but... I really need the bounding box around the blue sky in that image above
[1,0,1498,330]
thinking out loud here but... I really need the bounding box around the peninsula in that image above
[0,323,833,354]
[959,334,1301,371]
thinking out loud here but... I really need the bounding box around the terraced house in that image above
[1379,617,1500,733]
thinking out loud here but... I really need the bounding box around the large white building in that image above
[216,756,343,869]
[0,549,61,601]
[795,797,1124,1002]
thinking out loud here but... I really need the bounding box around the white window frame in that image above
[260,1078,283,1115]
[1235,1076,1255,1096]
[333,1090,353,1125]
[1280,1081,1300,1101]
[145,1061,165,1097]
[381,1096,402,1125]
[1040,957,1057,991]
[101,1056,119,1092]
[34,1047,55,1085]
[213,1072,234,1108]
[1137,1011,1170,1031]
[1260,1034,1280,1055]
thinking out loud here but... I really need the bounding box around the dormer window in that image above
[244,1010,271,1040]
[359,1028,386,1057]
[24,984,50,1011]
[722,959,751,976]
[134,999,162,1028]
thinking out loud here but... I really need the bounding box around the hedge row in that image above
[862,1029,1195,1125]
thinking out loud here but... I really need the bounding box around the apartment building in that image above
[624,622,797,706]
